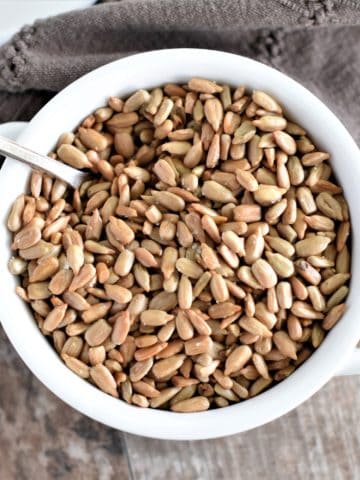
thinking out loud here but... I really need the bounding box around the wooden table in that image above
[1,325,359,480]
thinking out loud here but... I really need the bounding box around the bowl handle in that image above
[336,348,360,376]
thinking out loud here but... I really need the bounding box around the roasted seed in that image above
[8,81,350,414]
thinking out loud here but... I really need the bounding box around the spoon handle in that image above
[0,135,88,189]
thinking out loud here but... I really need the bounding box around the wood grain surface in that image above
[1,323,359,480]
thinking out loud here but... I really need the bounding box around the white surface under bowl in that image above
[0,49,360,440]
[0,1,94,46]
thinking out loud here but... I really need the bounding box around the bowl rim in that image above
[0,48,359,440]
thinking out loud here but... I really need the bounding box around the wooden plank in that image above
[124,375,360,480]
[0,326,130,480]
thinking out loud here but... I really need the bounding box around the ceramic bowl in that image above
[1,49,359,440]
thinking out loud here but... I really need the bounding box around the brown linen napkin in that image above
[0,0,360,141]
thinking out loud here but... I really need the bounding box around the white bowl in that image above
[1,49,360,440]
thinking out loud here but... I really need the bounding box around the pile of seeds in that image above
[7,78,351,412]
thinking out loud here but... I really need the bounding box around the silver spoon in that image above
[0,135,89,189]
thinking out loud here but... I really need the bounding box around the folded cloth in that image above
[0,0,360,142]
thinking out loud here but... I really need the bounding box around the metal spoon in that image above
[0,135,89,189]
